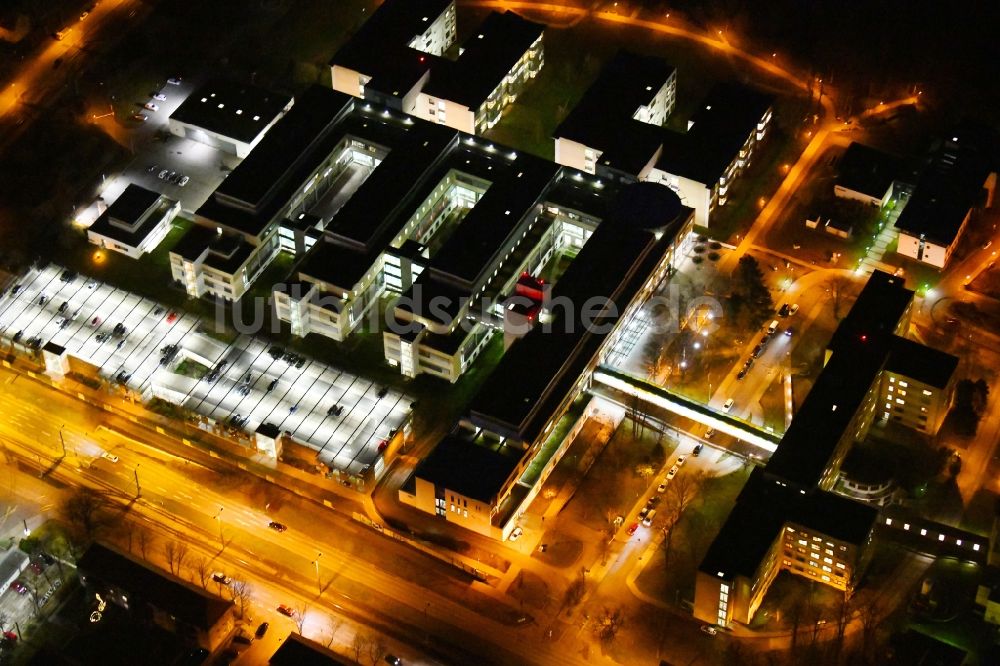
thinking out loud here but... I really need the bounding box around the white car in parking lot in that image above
[144,102,159,112]
[152,93,167,102]
[508,527,523,542]
[666,465,679,480]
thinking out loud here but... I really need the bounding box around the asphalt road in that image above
[0,363,628,665]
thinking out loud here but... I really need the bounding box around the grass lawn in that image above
[758,378,786,433]
[562,418,676,532]
[62,217,194,307]
[634,466,752,604]
[706,126,802,243]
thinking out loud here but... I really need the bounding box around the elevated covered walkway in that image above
[592,365,782,453]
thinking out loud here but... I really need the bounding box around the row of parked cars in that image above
[131,78,180,122]
[735,303,800,381]
[148,165,190,187]
[627,445,705,535]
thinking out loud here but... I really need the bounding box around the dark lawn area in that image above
[60,217,206,311]
[562,418,676,533]
[634,465,752,605]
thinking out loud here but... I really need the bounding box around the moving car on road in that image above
[268,521,287,533]
[508,527,523,542]
[276,604,294,617]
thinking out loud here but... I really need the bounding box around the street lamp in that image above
[313,552,322,594]
[59,424,67,457]
[133,464,140,498]
[214,507,224,545]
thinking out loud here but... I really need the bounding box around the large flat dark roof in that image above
[469,183,689,442]
[416,433,523,503]
[170,224,215,261]
[886,337,958,388]
[700,468,878,579]
[656,82,774,185]
[170,79,291,145]
[827,270,912,354]
[894,130,994,246]
[553,50,674,175]
[78,543,232,631]
[429,154,558,288]
[330,0,449,98]
[543,176,622,221]
[105,183,162,223]
[424,11,543,109]
[326,122,458,252]
[89,185,170,248]
[770,271,912,489]
[197,86,353,237]
[270,634,353,666]
[764,343,885,489]
[836,142,904,200]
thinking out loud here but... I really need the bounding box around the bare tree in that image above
[163,541,187,575]
[367,635,388,665]
[59,487,111,544]
[351,633,369,663]
[324,618,344,648]
[593,607,624,646]
[857,594,881,664]
[825,276,854,320]
[136,526,154,560]
[832,592,851,663]
[660,471,705,569]
[120,521,136,554]
[229,579,253,619]
[294,603,308,634]
[191,556,211,589]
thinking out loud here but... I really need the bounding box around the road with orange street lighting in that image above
[0,0,144,147]
[0,362,627,665]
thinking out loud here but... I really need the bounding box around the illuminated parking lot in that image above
[0,264,411,476]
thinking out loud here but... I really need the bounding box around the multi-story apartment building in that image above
[409,11,544,134]
[644,83,774,228]
[893,128,996,269]
[878,338,958,434]
[401,182,693,538]
[169,86,356,301]
[554,50,772,227]
[554,50,676,180]
[695,270,959,628]
[330,0,543,135]
[695,470,877,627]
